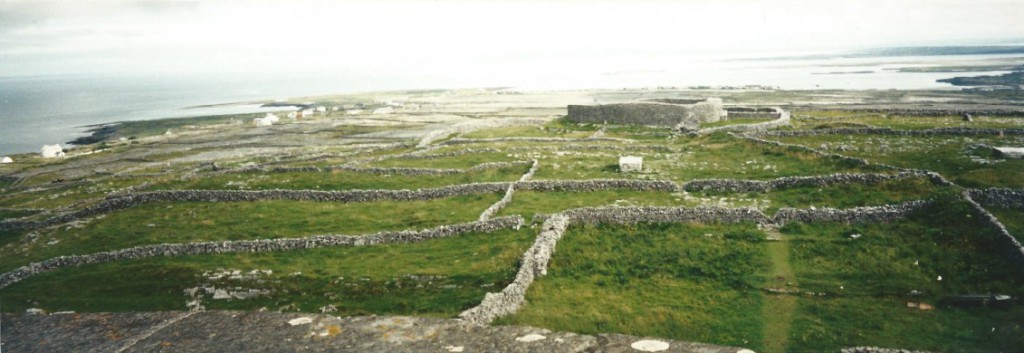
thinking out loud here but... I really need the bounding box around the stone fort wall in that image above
[566,98,724,127]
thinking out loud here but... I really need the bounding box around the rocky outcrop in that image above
[0,217,524,290]
[0,311,749,353]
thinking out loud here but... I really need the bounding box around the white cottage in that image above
[619,156,643,172]
[1,156,13,164]
[41,144,65,158]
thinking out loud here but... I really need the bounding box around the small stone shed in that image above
[619,156,643,172]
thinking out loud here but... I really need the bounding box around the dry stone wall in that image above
[518,179,679,192]
[962,191,1024,270]
[479,160,540,221]
[772,200,932,225]
[968,188,1024,209]
[693,109,791,135]
[460,215,569,324]
[220,161,530,176]
[842,347,936,353]
[461,201,933,324]
[682,171,935,193]
[0,184,511,233]
[567,100,724,127]
[0,216,524,290]
[754,127,1024,138]
[441,136,634,146]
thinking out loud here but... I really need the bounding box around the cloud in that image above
[0,0,1021,78]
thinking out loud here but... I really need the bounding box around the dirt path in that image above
[761,226,798,353]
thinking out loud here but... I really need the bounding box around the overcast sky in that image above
[1,0,1022,78]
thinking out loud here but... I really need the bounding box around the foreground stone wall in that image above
[460,215,570,324]
[461,201,933,324]
[0,216,524,289]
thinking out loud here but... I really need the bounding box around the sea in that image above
[0,53,1020,155]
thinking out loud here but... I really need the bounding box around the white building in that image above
[41,144,65,158]
[301,109,316,117]
[287,111,298,119]
[253,114,280,127]
[1,156,12,164]
[619,156,643,172]
[316,106,327,112]
[994,147,1024,159]
[372,107,394,115]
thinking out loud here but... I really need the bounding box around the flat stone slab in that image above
[1,311,750,353]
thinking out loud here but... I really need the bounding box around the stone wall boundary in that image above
[732,132,955,186]
[441,136,634,146]
[218,161,531,176]
[518,179,679,193]
[0,216,525,290]
[479,160,540,221]
[0,183,512,233]
[694,108,791,135]
[682,171,938,193]
[961,191,1024,272]
[460,200,933,324]
[459,214,569,324]
[967,188,1024,209]
[749,127,1024,138]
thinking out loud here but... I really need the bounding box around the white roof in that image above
[619,156,643,164]
[995,147,1024,154]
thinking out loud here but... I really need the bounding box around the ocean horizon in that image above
[0,53,1017,156]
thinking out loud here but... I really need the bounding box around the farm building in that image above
[619,156,643,172]
[41,144,65,158]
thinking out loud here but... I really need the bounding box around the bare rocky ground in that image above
[1,311,747,353]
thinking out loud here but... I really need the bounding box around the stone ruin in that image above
[566,98,726,128]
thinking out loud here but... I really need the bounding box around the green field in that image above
[2,89,1023,352]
